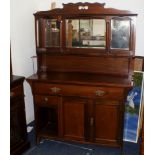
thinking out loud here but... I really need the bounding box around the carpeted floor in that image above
[23,122,140,155]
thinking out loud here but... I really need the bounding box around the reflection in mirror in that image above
[66,19,106,48]
[111,19,130,49]
[45,19,60,47]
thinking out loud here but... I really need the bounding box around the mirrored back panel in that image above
[110,19,130,50]
[66,19,106,48]
[45,19,60,47]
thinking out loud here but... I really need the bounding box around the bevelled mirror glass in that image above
[110,19,130,49]
[66,19,106,48]
[45,19,60,47]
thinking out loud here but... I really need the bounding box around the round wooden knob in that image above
[44,97,48,101]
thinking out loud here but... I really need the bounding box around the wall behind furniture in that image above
[10,0,53,124]
[10,0,143,124]
[56,0,144,56]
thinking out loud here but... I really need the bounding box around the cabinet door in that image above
[93,100,123,146]
[62,97,87,141]
[10,97,28,150]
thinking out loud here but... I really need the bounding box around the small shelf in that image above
[37,106,59,139]
[39,121,58,136]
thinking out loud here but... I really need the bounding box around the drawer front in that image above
[34,83,124,100]
[10,85,23,98]
[34,95,61,107]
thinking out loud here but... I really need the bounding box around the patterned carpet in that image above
[23,122,140,155]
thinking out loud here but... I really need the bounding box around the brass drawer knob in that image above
[95,90,105,96]
[50,87,61,93]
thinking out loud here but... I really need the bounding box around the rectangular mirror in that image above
[110,19,130,49]
[66,19,106,48]
[45,19,60,47]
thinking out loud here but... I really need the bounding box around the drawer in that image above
[10,85,23,98]
[34,95,61,107]
[34,83,124,99]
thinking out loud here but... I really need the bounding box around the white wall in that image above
[11,0,143,124]
[10,0,53,124]
[56,0,144,56]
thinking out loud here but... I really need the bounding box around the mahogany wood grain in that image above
[94,100,122,146]
[34,82,124,100]
[10,85,23,98]
[34,3,137,17]
[38,55,130,76]
[34,95,61,107]
[26,2,137,150]
[27,72,132,88]
[10,76,30,155]
[62,97,86,141]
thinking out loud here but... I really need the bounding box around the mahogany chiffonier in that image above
[26,2,137,152]
[10,75,30,155]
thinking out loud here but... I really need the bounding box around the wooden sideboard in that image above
[27,72,131,147]
[10,75,30,155]
[27,2,137,152]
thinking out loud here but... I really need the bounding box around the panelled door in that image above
[61,97,87,141]
[93,99,123,146]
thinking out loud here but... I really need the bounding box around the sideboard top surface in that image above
[27,72,132,88]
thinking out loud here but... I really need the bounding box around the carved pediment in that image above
[63,2,105,10]
[34,2,137,17]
